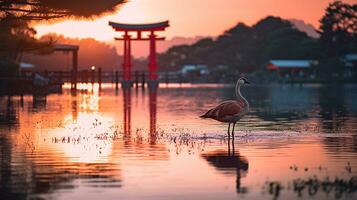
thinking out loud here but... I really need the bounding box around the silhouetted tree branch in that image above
[0,0,126,68]
[0,0,126,21]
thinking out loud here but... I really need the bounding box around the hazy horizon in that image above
[34,0,354,42]
[37,17,319,58]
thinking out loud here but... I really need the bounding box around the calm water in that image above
[1,83,357,200]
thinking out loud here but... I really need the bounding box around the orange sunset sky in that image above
[35,0,355,41]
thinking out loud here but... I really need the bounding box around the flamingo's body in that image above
[200,77,250,137]
[200,100,247,123]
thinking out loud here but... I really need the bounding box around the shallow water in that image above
[0,83,356,200]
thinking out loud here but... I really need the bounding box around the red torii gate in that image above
[109,20,169,87]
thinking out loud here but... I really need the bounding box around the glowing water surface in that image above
[0,83,356,200]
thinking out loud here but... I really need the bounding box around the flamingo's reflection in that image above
[0,97,18,127]
[201,139,249,193]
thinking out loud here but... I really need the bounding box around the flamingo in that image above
[200,77,250,138]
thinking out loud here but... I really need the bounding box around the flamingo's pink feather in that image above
[200,100,245,121]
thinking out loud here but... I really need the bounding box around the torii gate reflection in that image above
[123,88,131,140]
[122,87,157,143]
[149,88,157,142]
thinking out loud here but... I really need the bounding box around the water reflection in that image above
[0,135,122,199]
[32,95,47,112]
[122,86,158,143]
[249,85,312,123]
[317,85,347,132]
[123,87,131,138]
[0,84,169,200]
[149,88,157,143]
[0,84,357,200]
[240,84,357,133]
[0,97,18,127]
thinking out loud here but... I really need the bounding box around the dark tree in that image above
[253,16,292,36]
[0,0,125,71]
[316,1,357,80]
[158,15,321,81]
[319,0,357,55]
[0,0,125,20]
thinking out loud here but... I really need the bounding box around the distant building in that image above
[266,59,317,77]
[181,64,208,75]
[19,62,36,70]
[216,64,229,70]
[344,53,357,63]
[343,53,357,78]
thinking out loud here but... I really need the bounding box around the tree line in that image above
[158,1,357,81]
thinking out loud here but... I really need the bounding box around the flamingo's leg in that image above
[227,123,231,155]
[231,123,236,155]
[227,123,231,137]
[231,123,236,139]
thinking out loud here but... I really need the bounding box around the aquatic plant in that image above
[264,176,357,199]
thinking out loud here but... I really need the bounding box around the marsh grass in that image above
[264,164,357,199]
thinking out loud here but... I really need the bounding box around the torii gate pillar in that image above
[148,32,158,87]
[122,33,132,86]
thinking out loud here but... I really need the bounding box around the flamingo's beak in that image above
[245,80,250,84]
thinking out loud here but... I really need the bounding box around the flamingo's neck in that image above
[236,82,249,111]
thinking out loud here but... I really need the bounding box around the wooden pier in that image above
[0,69,184,94]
